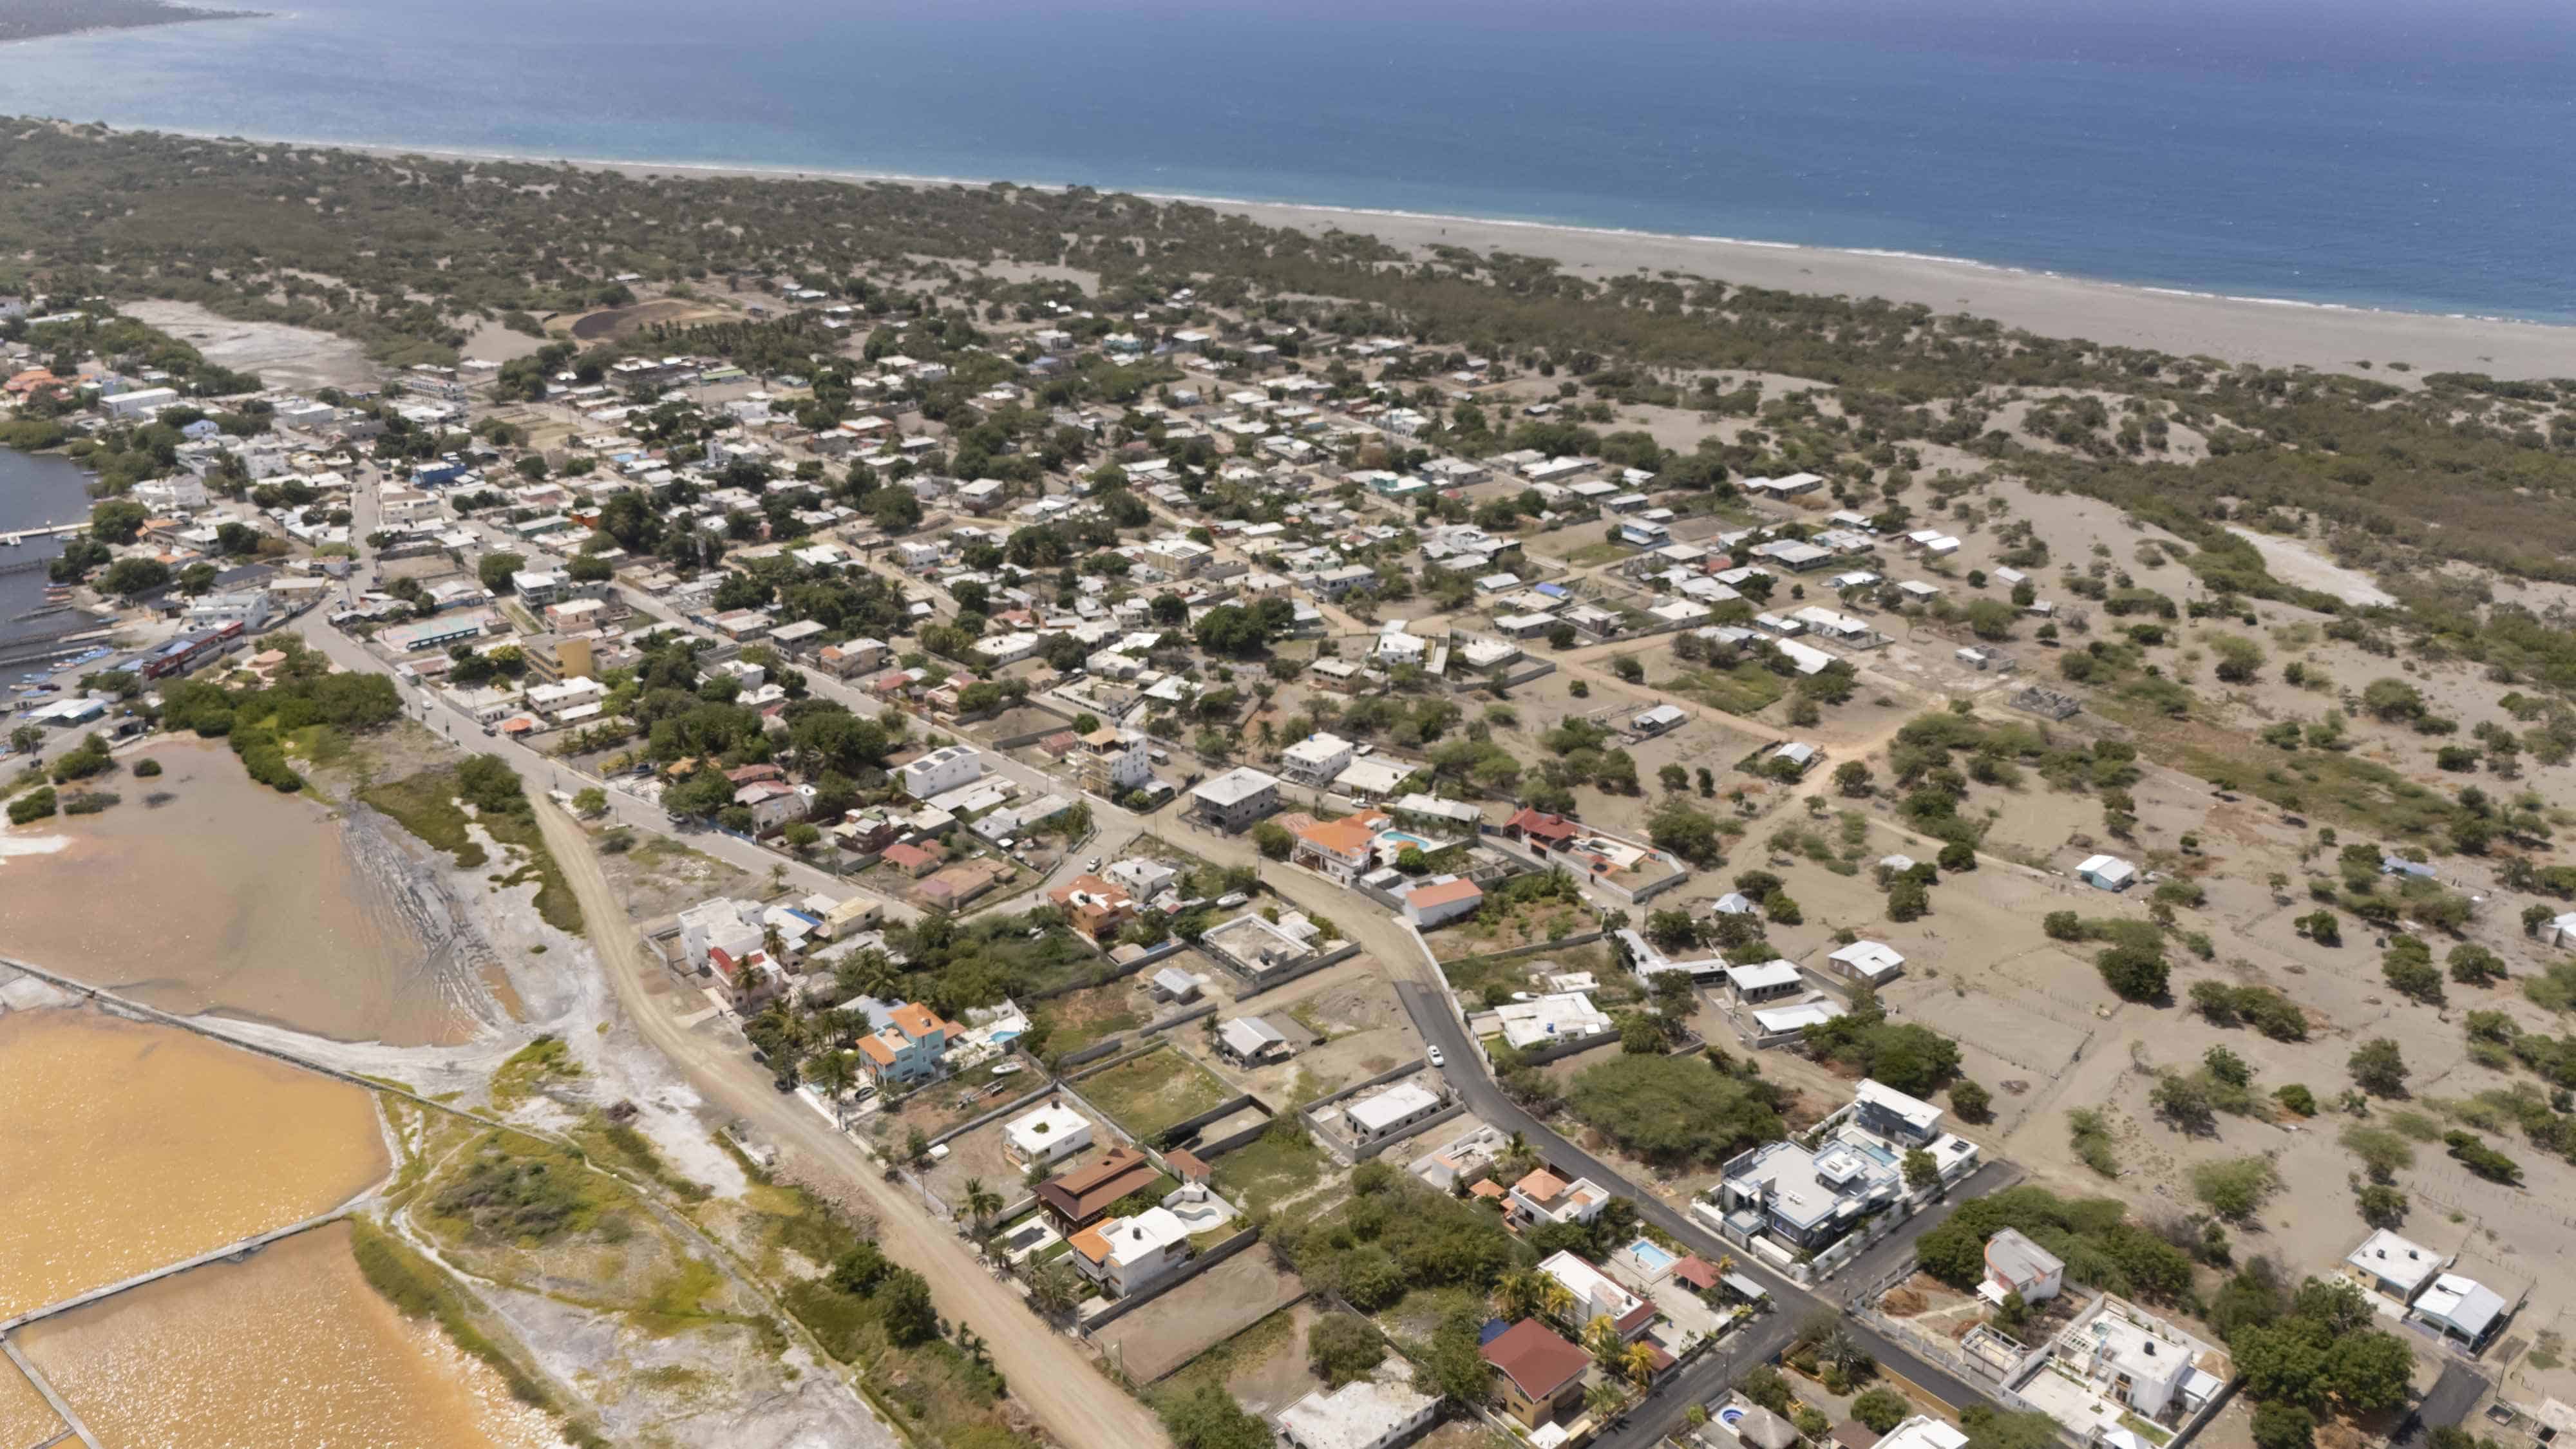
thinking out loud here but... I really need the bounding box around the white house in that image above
[2076,854,2139,891]
[1826,940,1906,987]
[1982,1227,2066,1305]
[1343,1081,1445,1142]
[1275,1376,1440,1449]
[896,744,984,799]
[1280,732,1357,787]
[1070,1207,1193,1297]
[1538,1250,1656,1340]
[1003,1103,1094,1168]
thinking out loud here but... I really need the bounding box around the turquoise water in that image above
[1,0,2572,319]
[1631,1238,1679,1274]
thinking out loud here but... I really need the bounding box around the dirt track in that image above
[531,799,1175,1449]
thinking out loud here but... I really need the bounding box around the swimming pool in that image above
[1629,1238,1678,1274]
[1375,829,1437,852]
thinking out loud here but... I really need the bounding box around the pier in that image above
[0,523,84,546]
[0,1209,355,1336]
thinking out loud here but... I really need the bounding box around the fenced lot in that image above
[1077,1047,1236,1139]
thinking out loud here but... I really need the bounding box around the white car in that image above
[1426,1046,1445,1068]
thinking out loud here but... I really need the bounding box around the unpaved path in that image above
[530,797,1175,1449]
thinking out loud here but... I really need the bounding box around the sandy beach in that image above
[256,136,2576,379]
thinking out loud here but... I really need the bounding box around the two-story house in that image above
[1481,1320,1591,1429]
[854,1001,958,1088]
[1068,1206,1193,1298]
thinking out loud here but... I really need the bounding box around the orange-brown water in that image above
[0,1358,63,1447]
[18,1222,565,1449]
[0,1010,390,1319]
[0,739,478,1045]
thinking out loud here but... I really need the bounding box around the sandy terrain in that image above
[2222,526,2398,607]
[294,138,2576,379]
[120,299,376,392]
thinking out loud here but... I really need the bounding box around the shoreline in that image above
[99,124,2576,377]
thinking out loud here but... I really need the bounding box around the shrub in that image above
[2192,1157,2280,1222]
[2444,1131,2523,1184]
[2348,1038,2409,1097]
[2096,942,2169,1002]
[2273,1084,2316,1116]
[6,786,57,824]
[131,757,163,777]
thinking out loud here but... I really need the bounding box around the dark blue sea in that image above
[4,0,2575,319]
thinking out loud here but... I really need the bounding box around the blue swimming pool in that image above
[1630,1238,1678,1274]
[1375,829,1436,852]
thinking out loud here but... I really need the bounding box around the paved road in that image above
[2389,1360,2487,1448]
[1392,980,1999,1444]
[531,793,1176,1449]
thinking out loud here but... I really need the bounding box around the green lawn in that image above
[1209,1124,1332,1213]
[1075,1048,1236,1138]
[1665,661,1788,716]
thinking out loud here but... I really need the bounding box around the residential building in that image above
[1873,1419,1968,1449]
[1982,1228,2065,1305]
[1280,732,1357,787]
[184,589,272,632]
[1291,810,1392,885]
[2411,1273,2511,1349]
[854,1001,958,1088]
[2076,854,2139,891]
[1074,726,1154,795]
[1343,1081,1444,1143]
[1191,767,1283,832]
[2045,1296,2221,1421]
[1539,1250,1657,1340]
[1007,1104,1097,1171]
[1049,873,1139,942]
[1825,940,1905,987]
[895,744,984,799]
[1402,876,1484,929]
[2344,1228,2444,1305]
[1852,1079,1946,1146]
[1722,960,1804,1005]
[1507,1168,1609,1230]
[1070,1207,1194,1298]
[1274,1375,1440,1449]
[1218,1016,1293,1066]
[1481,1320,1591,1429]
[675,896,766,972]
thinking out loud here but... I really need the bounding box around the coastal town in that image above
[5,144,2574,1449]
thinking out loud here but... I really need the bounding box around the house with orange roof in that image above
[853,999,959,1088]
[1290,810,1391,885]
[882,840,944,877]
[1048,873,1139,942]
[1506,1166,1611,1231]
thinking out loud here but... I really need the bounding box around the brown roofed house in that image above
[1035,1145,1162,1229]
[1481,1319,1591,1428]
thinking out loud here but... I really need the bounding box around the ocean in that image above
[1,0,2573,320]
[0,450,93,654]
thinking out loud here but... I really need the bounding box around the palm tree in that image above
[1493,1269,1569,1323]
[963,1177,1003,1233]
[1584,1379,1630,1425]
[1620,1341,1660,1388]
[1584,1315,1624,1370]
[761,921,788,964]
[806,1049,857,1128]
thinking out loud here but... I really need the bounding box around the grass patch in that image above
[1665,661,1788,716]
[489,1034,582,1109]
[425,1135,618,1245]
[363,763,583,932]
[361,769,486,867]
[2068,1108,2119,1177]
[349,1218,609,1448]
[576,1114,712,1202]
[1209,1121,1332,1214]
[2172,741,2462,846]
[1075,1046,1235,1139]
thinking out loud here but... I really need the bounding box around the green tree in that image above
[99,556,170,598]
[477,550,527,594]
[2347,1037,2409,1097]
[1306,1313,1387,1388]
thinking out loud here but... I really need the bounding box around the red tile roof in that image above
[1506,808,1580,843]
[1481,1319,1590,1399]
[1407,878,1484,909]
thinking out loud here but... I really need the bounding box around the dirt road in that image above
[531,799,1173,1449]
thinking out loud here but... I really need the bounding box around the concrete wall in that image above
[925,1079,1065,1150]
